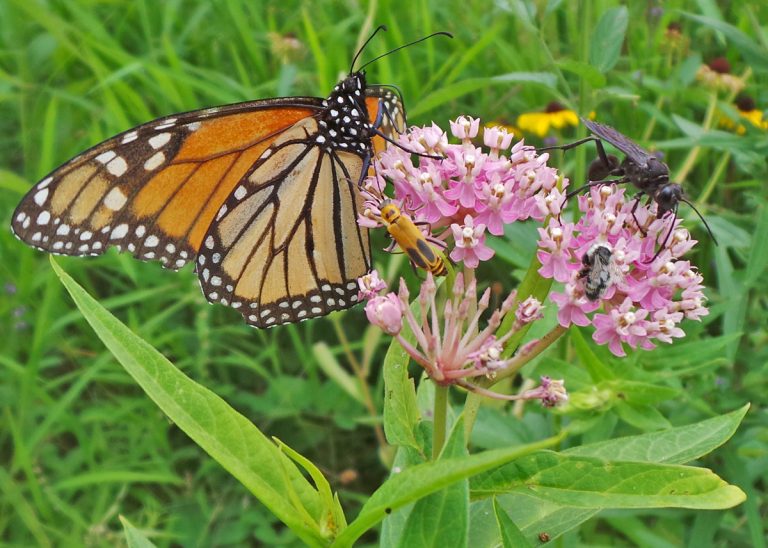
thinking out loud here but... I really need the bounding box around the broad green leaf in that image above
[471,451,746,509]
[557,59,606,88]
[564,404,749,464]
[614,401,672,431]
[51,259,327,547]
[493,497,533,548]
[605,380,680,405]
[589,7,628,72]
[333,433,564,546]
[382,336,421,451]
[398,417,469,548]
[120,516,157,548]
[493,494,599,545]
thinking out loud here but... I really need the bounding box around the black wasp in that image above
[544,118,717,261]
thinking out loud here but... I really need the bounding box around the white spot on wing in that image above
[34,188,49,206]
[104,187,127,210]
[37,176,53,189]
[144,151,165,171]
[145,235,159,247]
[148,132,171,149]
[122,131,138,144]
[96,150,116,164]
[106,156,128,176]
[234,186,247,200]
[36,211,50,225]
[111,224,129,239]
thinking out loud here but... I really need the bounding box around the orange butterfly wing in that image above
[11,99,323,269]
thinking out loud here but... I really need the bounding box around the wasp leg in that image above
[629,192,648,237]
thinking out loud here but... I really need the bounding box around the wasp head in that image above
[654,183,683,218]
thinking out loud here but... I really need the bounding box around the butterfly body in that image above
[12,70,403,328]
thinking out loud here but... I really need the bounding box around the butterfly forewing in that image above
[196,91,378,327]
[11,99,323,270]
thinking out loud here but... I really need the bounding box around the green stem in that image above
[432,383,449,460]
[697,151,730,205]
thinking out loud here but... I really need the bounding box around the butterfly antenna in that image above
[350,25,388,73]
[680,197,718,245]
[357,31,453,72]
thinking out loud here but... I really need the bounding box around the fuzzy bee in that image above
[578,243,621,300]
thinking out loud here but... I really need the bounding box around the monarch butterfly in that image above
[11,27,448,328]
[379,200,447,276]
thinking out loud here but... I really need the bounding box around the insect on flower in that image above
[542,118,717,261]
[379,200,447,276]
[578,243,621,300]
[10,26,451,329]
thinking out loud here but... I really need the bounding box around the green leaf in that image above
[614,401,672,431]
[333,433,564,546]
[410,74,556,117]
[682,13,768,71]
[382,336,421,451]
[51,258,327,547]
[471,451,746,509]
[493,497,533,548]
[589,7,628,72]
[557,59,606,88]
[120,516,157,548]
[570,328,615,381]
[398,417,469,548]
[744,202,768,287]
[564,404,749,464]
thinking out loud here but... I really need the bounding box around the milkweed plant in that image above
[57,117,747,547]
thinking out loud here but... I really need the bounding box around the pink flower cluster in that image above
[358,116,565,268]
[541,185,709,356]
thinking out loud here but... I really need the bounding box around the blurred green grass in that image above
[1,0,767,545]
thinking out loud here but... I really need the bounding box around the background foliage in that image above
[1,0,766,546]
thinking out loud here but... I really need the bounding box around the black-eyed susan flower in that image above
[516,102,578,138]
[719,95,767,134]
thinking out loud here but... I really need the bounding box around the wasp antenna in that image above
[680,198,718,246]
[357,31,452,72]
[350,25,388,73]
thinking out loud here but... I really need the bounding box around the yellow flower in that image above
[696,57,746,94]
[719,96,767,134]
[516,102,579,138]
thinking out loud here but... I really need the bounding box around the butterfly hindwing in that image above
[11,99,323,270]
[196,113,372,327]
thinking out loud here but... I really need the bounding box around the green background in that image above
[1,0,766,546]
